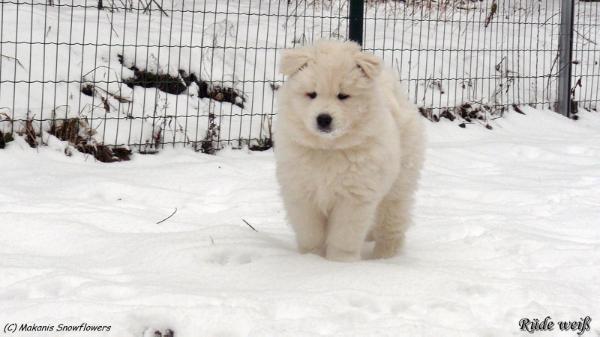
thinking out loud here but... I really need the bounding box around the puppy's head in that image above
[278,40,382,149]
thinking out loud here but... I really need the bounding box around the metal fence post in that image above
[557,0,575,118]
[348,0,364,46]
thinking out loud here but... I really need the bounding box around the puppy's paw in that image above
[296,231,326,255]
[372,238,402,259]
[298,244,324,256]
[326,246,360,262]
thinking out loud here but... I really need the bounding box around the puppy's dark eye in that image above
[306,92,317,99]
[337,93,350,100]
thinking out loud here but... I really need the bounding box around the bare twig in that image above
[545,53,560,103]
[574,28,597,45]
[242,219,257,232]
[0,54,25,70]
[542,12,560,26]
[81,65,119,80]
[156,208,177,224]
[0,109,13,121]
[143,0,168,16]
[484,0,497,28]
[152,0,168,16]
[84,83,132,104]
[104,12,121,39]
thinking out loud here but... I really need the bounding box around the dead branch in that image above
[156,208,178,224]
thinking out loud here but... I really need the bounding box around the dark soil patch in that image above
[81,84,94,97]
[420,102,497,129]
[152,329,174,337]
[0,131,14,149]
[249,138,273,151]
[117,54,245,108]
[124,68,188,95]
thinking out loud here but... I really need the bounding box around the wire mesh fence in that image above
[366,0,562,120]
[0,0,598,159]
[574,0,600,112]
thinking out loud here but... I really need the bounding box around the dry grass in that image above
[16,118,39,148]
[49,117,131,162]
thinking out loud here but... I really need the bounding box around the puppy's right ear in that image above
[355,51,381,79]
[279,48,313,76]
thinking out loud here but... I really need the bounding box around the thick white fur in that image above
[274,40,425,262]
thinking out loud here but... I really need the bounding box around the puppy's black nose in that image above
[316,113,332,131]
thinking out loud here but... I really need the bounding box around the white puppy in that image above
[274,40,425,262]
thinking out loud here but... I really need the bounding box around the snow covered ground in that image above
[1,108,599,337]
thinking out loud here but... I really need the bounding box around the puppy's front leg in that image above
[283,195,326,255]
[326,200,377,262]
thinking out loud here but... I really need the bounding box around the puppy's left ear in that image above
[355,51,381,79]
[279,47,313,76]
